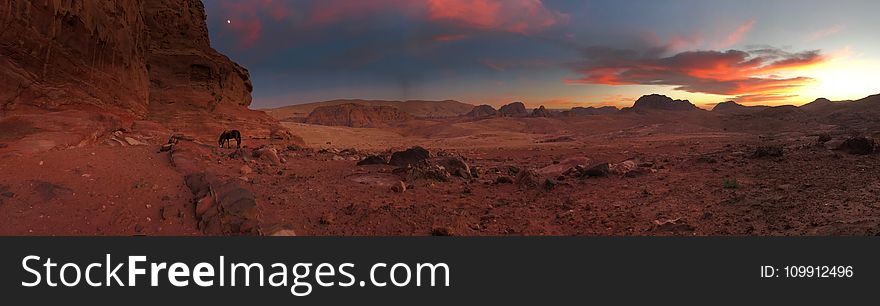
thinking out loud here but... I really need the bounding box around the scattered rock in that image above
[752,146,784,158]
[253,146,282,165]
[401,164,451,182]
[431,227,453,236]
[261,223,298,236]
[357,155,388,166]
[389,146,431,167]
[185,173,261,235]
[124,137,147,146]
[436,157,472,179]
[653,218,695,232]
[495,176,514,184]
[391,181,407,193]
[159,143,174,152]
[543,178,557,190]
[469,166,481,179]
[515,169,541,188]
[609,160,637,176]
[836,137,875,155]
[239,165,253,175]
[581,162,610,178]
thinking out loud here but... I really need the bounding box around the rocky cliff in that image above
[0,0,294,153]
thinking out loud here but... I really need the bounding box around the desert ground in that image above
[2,106,878,236]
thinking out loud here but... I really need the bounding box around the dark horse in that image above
[218,130,242,148]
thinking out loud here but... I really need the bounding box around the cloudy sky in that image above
[204,0,880,109]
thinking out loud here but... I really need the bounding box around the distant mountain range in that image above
[264,94,880,128]
[263,99,474,120]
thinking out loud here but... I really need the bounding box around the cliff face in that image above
[143,0,253,111]
[0,0,150,115]
[0,0,287,152]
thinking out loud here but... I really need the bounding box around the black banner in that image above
[1,237,876,304]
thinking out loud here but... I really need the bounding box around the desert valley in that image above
[1,1,879,237]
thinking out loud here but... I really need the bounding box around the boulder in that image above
[435,157,472,179]
[836,137,875,155]
[254,146,282,165]
[391,181,407,193]
[389,146,431,167]
[609,161,638,176]
[185,173,261,235]
[357,155,388,166]
[515,169,541,188]
[401,164,451,182]
[581,162,610,178]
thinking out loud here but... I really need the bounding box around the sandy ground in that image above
[2,114,878,236]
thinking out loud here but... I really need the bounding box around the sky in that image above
[204,0,880,109]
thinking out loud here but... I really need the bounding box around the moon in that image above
[226,19,231,24]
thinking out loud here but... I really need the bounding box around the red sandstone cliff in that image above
[0,0,298,153]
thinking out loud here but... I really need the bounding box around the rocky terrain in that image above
[1,2,879,237]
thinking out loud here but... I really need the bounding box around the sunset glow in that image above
[206,0,880,108]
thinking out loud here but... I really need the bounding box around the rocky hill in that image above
[265,99,474,121]
[0,0,296,153]
[622,94,701,112]
[499,102,529,117]
[305,103,413,127]
[466,105,500,119]
[712,101,770,114]
[562,106,619,116]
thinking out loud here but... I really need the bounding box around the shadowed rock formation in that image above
[499,102,529,117]
[623,94,700,112]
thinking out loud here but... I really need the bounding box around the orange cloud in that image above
[717,19,755,49]
[567,47,828,102]
[805,25,845,42]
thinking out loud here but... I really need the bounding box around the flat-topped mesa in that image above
[305,103,413,128]
[624,94,701,112]
[499,102,529,117]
